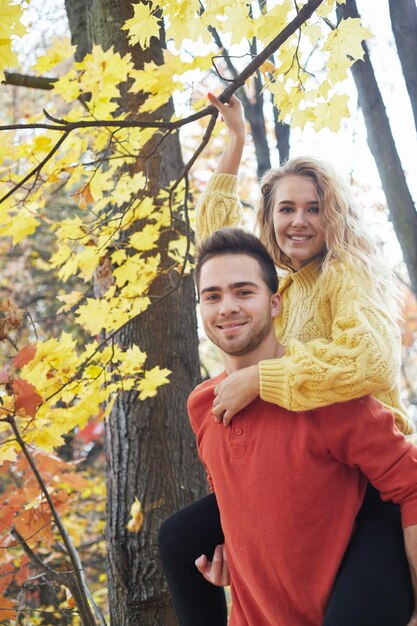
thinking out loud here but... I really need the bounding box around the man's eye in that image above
[206,294,219,301]
[238,290,252,296]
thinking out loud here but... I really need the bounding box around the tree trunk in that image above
[338,0,417,296]
[244,88,272,178]
[388,0,417,135]
[273,105,290,165]
[65,1,207,624]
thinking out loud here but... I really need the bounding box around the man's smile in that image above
[217,321,248,331]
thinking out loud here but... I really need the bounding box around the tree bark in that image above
[65,1,206,624]
[338,0,417,296]
[388,0,417,135]
[273,105,290,165]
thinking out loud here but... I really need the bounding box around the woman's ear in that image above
[271,293,281,319]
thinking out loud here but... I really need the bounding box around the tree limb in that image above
[2,72,57,90]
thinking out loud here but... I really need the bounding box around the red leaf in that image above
[13,378,43,418]
[0,563,15,594]
[0,596,17,620]
[77,420,104,443]
[12,345,36,369]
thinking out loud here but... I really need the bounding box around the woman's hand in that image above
[208,92,246,139]
[195,544,230,586]
[212,364,260,427]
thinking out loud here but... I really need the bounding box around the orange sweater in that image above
[188,373,417,626]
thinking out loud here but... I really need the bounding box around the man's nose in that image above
[219,296,240,315]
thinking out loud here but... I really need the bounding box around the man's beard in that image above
[205,312,273,356]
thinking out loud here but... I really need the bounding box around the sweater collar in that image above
[279,257,321,298]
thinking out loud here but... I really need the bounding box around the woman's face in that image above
[272,175,326,271]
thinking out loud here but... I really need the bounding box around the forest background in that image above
[0,0,417,624]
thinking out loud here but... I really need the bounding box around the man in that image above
[188,227,417,626]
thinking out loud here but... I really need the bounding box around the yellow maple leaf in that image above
[302,22,323,46]
[168,235,194,272]
[75,298,114,334]
[290,105,316,131]
[53,68,82,102]
[118,345,147,375]
[137,366,171,400]
[113,253,159,293]
[0,37,18,75]
[323,17,372,63]
[129,224,161,253]
[33,37,76,75]
[315,0,336,19]
[255,0,292,44]
[314,93,349,132]
[0,0,25,36]
[0,203,40,245]
[122,3,161,49]
[127,496,143,532]
[223,2,255,45]
[56,291,84,314]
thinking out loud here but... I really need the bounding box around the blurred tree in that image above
[338,0,417,296]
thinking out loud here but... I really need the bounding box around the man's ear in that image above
[271,293,281,319]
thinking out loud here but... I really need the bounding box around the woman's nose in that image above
[291,211,308,226]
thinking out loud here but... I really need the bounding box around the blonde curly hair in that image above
[256,156,400,315]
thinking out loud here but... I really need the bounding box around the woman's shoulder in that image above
[321,258,372,292]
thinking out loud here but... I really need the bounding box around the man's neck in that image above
[222,332,284,373]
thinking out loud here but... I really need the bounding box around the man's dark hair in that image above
[195,228,279,294]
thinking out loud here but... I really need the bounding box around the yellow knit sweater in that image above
[196,173,413,435]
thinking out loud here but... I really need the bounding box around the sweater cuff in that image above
[205,173,239,196]
[259,358,289,408]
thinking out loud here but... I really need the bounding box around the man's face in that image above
[198,253,280,356]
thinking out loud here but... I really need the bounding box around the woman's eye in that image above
[309,206,320,213]
[278,206,292,213]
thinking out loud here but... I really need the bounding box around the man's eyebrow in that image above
[200,281,259,295]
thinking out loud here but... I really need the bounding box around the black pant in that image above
[158,485,414,625]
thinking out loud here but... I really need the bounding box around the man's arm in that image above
[405,525,417,626]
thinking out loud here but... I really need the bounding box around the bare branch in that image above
[2,72,57,90]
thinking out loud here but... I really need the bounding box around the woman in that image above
[159,93,415,626]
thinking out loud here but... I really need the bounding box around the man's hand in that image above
[195,544,230,586]
[213,364,260,427]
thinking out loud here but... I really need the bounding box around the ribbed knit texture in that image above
[196,174,413,435]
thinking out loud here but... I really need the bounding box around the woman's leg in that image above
[323,483,414,626]
[158,493,227,626]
